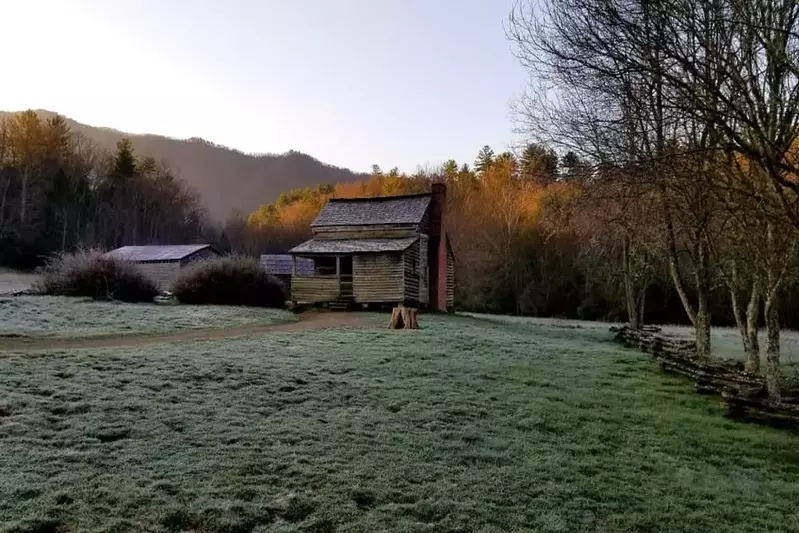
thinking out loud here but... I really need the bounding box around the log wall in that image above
[353,253,404,303]
[291,276,340,304]
[403,241,420,302]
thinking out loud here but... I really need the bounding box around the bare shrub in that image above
[35,249,158,303]
[171,255,285,308]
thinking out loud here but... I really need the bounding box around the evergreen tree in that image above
[561,151,589,179]
[442,160,458,179]
[474,145,495,173]
[8,110,44,225]
[496,151,518,173]
[520,143,558,183]
[113,138,136,178]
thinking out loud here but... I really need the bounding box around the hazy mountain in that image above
[0,110,368,220]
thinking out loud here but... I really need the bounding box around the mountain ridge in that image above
[0,110,368,220]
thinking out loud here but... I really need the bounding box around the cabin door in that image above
[339,256,353,298]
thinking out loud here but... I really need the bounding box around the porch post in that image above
[335,255,341,279]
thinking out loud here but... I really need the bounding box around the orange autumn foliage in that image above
[247,174,429,231]
[247,162,573,245]
[236,152,579,314]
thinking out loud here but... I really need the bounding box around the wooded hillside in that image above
[0,111,212,266]
[0,110,367,220]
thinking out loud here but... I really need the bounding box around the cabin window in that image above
[314,256,337,275]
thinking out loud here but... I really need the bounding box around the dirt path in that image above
[0,311,374,352]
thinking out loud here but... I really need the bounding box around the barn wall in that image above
[402,242,420,302]
[291,277,340,304]
[137,262,181,290]
[446,245,455,310]
[353,253,404,303]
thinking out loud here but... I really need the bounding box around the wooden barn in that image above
[103,244,219,289]
[288,183,454,310]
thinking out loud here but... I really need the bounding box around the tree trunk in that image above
[668,256,697,322]
[389,305,418,330]
[637,285,646,328]
[0,173,9,234]
[729,285,748,352]
[764,293,781,403]
[730,275,761,373]
[622,233,640,329]
[695,295,711,359]
[665,208,697,326]
[75,209,82,245]
[61,206,68,252]
[744,279,761,373]
[693,238,711,359]
[390,306,404,329]
[132,190,140,245]
[20,171,28,224]
[760,222,792,401]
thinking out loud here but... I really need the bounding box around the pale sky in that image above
[0,0,529,172]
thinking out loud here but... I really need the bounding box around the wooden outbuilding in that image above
[103,244,219,289]
[289,183,454,311]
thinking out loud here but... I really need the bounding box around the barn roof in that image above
[290,237,418,255]
[260,254,314,276]
[103,244,216,262]
[311,193,431,227]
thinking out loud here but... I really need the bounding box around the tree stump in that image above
[389,304,418,329]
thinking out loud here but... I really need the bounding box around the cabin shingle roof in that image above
[290,237,418,255]
[311,194,431,227]
[103,244,216,262]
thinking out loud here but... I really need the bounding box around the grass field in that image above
[0,296,296,338]
[1,313,797,533]
[470,313,799,374]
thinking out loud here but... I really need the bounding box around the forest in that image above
[0,110,211,267]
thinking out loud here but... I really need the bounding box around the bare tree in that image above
[509,0,799,392]
[508,0,723,356]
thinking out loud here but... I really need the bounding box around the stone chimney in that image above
[429,182,448,311]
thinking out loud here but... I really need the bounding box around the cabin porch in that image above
[289,255,353,306]
[290,252,410,307]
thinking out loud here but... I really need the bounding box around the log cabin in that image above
[288,183,454,311]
